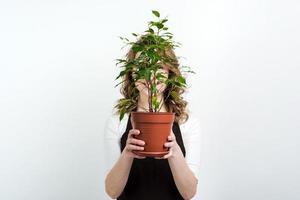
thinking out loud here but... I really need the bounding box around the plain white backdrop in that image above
[0,0,299,200]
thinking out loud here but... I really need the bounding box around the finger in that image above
[164,142,174,148]
[154,150,171,159]
[129,129,140,135]
[127,144,144,151]
[127,138,145,146]
[155,154,169,159]
[134,155,146,159]
[162,151,172,159]
[128,129,140,138]
[168,134,175,141]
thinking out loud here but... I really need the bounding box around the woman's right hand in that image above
[123,129,146,159]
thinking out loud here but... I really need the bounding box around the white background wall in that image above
[0,0,299,200]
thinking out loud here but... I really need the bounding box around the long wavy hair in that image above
[114,36,189,124]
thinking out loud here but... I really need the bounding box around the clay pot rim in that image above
[131,111,174,115]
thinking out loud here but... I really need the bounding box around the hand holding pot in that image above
[154,130,181,159]
[123,129,146,159]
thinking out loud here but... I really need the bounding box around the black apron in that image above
[117,113,186,200]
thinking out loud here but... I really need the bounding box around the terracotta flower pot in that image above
[131,111,175,157]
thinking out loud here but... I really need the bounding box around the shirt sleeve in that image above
[182,115,202,181]
[103,114,122,176]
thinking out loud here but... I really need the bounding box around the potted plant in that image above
[114,10,194,157]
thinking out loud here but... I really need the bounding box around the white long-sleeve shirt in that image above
[103,111,202,181]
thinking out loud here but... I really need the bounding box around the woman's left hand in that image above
[154,130,182,159]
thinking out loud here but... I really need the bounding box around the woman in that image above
[104,39,201,200]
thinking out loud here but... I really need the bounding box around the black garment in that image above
[117,114,186,200]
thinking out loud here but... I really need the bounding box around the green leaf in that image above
[152,10,160,18]
[115,70,127,80]
[177,76,186,85]
[151,85,157,93]
[118,36,129,42]
[155,23,164,29]
[156,72,167,80]
[145,69,151,81]
[132,45,143,52]
[151,96,160,110]
[146,28,154,34]
[170,91,179,100]
[154,101,160,110]
[161,19,168,23]
[114,79,126,88]
[181,65,196,74]
[152,96,157,102]
[119,108,126,121]
[174,81,182,87]
[115,59,127,66]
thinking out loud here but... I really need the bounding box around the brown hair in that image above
[115,35,189,124]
